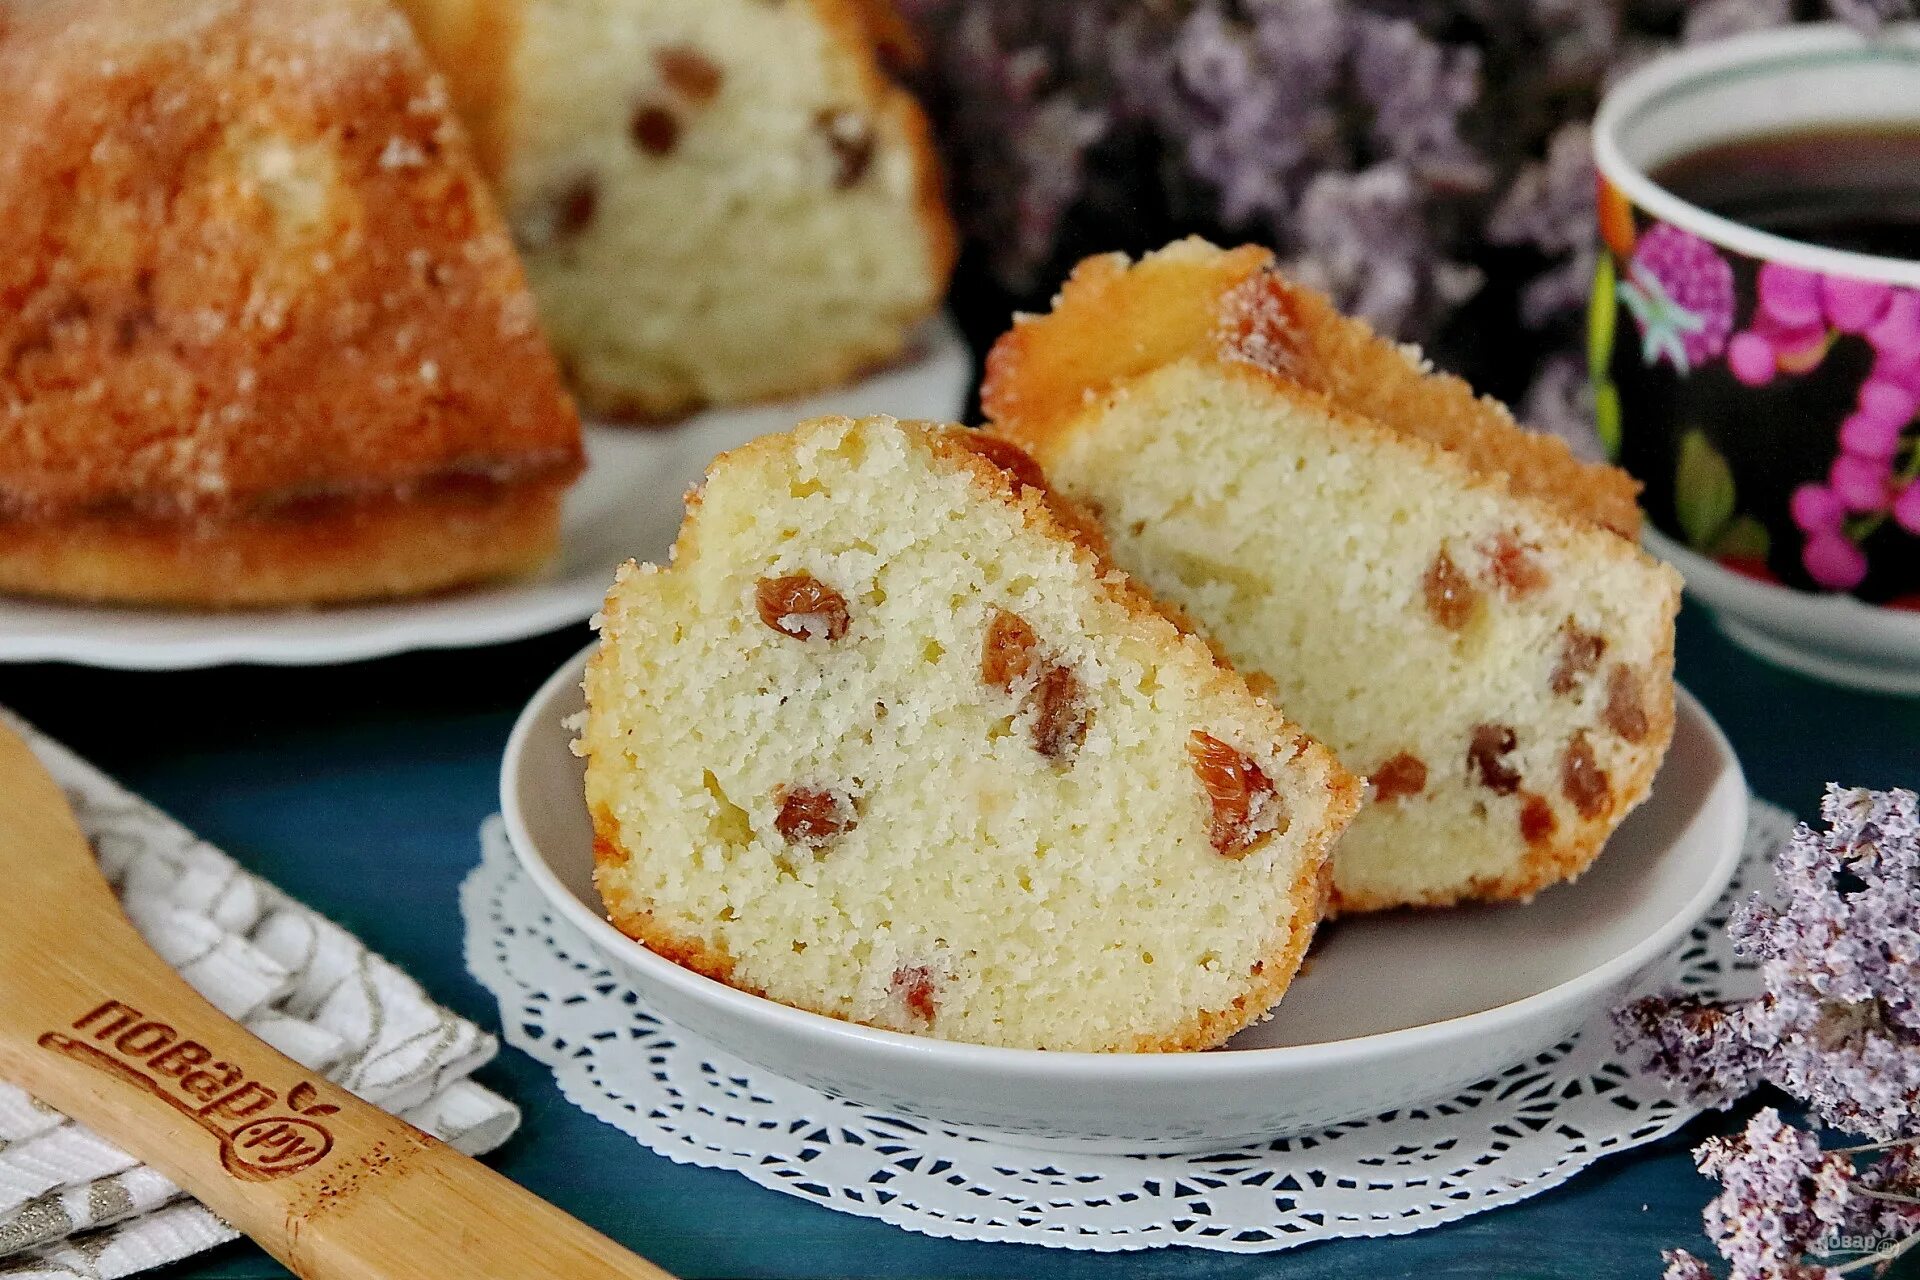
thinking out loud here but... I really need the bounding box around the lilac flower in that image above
[1663,1250,1721,1280]
[1615,994,1762,1106]
[1827,0,1920,25]
[1621,788,1920,1278]
[1284,166,1474,334]
[1487,124,1598,328]
[1348,14,1487,191]
[1849,1141,1920,1245]
[902,0,1888,453]
[1124,0,1350,229]
[1684,0,1796,44]
[1519,353,1604,460]
[1732,787,1920,1141]
[1695,1109,1852,1280]
[1625,788,1920,1140]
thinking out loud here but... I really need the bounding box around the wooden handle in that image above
[0,725,675,1279]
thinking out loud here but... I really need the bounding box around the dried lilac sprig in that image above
[1658,1118,1920,1279]
[1618,788,1920,1278]
[1663,1108,1854,1280]
[1620,787,1920,1140]
[900,0,1906,444]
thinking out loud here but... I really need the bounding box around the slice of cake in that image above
[579,415,1359,1051]
[0,0,583,607]
[983,239,1680,913]
[396,0,956,421]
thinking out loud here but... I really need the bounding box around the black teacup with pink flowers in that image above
[1592,26,1920,608]
[1597,216,1920,601]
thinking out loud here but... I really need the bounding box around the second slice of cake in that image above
[983,239,1681,913]
[580,415,1358,1051]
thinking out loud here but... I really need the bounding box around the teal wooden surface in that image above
[3,601,1916,1278]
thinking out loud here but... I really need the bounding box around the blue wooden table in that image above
[4,602,1916,1279]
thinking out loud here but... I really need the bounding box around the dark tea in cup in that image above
[1649,124,1920,260]
[1593,26,1920,606]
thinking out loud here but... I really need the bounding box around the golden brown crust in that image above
[983,239,1642,539]
[593,816,744,986]
[0,476,566,607]
[1135,832,1343,1052]
[589,415,1357,1051]
[981,241,1678,915]
[0,0,582,522]
[827,0,926,73]
[389,0,522,180]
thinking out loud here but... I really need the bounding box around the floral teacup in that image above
[1592,24,1920,612]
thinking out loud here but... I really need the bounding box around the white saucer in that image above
[1643,527,1920,696]
[501,645,1748,1152]
[0,319,971,670]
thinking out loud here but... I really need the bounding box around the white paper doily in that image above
[461,801,1786,1253]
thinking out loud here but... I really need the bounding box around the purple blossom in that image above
[1519,353,1604,460]
[1663,1250,1721,1280]
[902,0,1890,451]
[1684,0,1796,44]
[1487,124,1598,328]
[1695,1108,1852,1280]
[1284,166,1479,334]
[1348,14,1487,190]
[1826,0,1920,25]
[1615,995,1762,1106]
[1625,789,1920,1140]
[1732,787,1920,1141]
[1849,1142,1920,1245]
[1621,789,1920,1278]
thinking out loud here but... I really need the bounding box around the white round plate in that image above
[0,318,970,670]
[1644,527,1920,696]
[501,646,1748,1153]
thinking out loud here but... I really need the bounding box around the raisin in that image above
[630,104,680,156]
[891,964,937,1024]
[816,109,875,188]
[756,573,850,641]
[1216,271,1300,375]
[1484,531,1548,598]
[1371,752,1428,803]
[949,430,1047,494]
[1562,732,1610,819]
[1519,792,1558,845]
[981,608,1039,692]
[654,45,723,101]
[1550,623,1608,695]
[774,786,854,848]
[1030,664,1090,761]
[1467,723,1522,796]
[555,176,597,237]
[113,306,154,352]
[1190,731,1282,858]
[1423,548,1481,631]
[1603,666,1651,742]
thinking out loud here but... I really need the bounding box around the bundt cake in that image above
[579,415,1360,1051]
[396,0,956,422]
[0,0,583,608]
[983,239,1680,913]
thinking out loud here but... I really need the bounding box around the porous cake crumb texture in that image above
[581,415,1358,1051]
[986,240,1680,912]
[398,0,956,421]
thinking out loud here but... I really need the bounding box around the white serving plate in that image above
[0,319,970,670]
[1644,527,1920,696]
[502,646,1748,1153]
